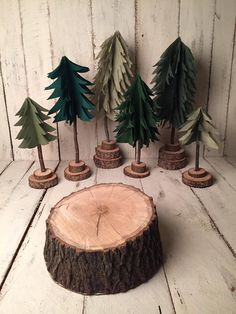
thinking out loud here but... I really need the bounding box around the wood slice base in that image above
[29,168,58,189]
[44,183,162,295]
[93,140,122,169]
[64,160,91,181]
[124,161,150,178]
[158,143,187,170]
[182,167,213,188]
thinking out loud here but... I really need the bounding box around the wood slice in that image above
[44,183,162,295]
[101,140,116,150]
[124,162,150,178]
[158,157,187,170]
[131,161,147,173]
[29,169,58,189]
[159,147,185,161]
[64,162,91,181]
[68,160,85,173]
[158,145,187,170]
[182,168,213,188]
[95,145,121,159]
[93,155,122,169]
[165,143,181,152]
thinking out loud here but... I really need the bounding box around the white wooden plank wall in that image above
[0,0,235,160]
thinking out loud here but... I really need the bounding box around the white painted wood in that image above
[0,0,33,160]
[0,160,11,175]
[0,160,58,283]
[226,156,236,168]
[136,0,179,156]
[206,0,236,156]
[92,0,135,158]
[85,160,175,314]
[19,0,59,160]
[224,25,236,157]
[0,161,96,314]
[141,162,236,313]
[47,0,96,161]
[0,69,12,160]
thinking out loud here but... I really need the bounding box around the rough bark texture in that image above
[182,167,213,188]
[29,168,58,189]
[158,143,187,170]
[124,161,150,178]
[94,140,122,169]
[44,214,162,295]
[64,161,91,181]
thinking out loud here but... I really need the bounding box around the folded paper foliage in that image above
[15,97,56,149]
[92,31,133,121]
[46,56,94,124]
[179,107,219,149]
[115,74,159,148]
[152,37,196,129]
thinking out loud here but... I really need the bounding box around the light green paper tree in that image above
[92,31,133,141]
[179,107,219,170]
[15,97,57,172]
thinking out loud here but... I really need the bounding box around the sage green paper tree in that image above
[152,37,196,144]
[115,74,159,163]
[93,31,133,141]
[46,56,94,163]
[179,107,219,170]
[15,97,57,172]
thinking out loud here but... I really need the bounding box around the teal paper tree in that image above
[46,56,94,163]
[115,74,159,163]
[92,31,133,141]
[179,107,219,170]
[152,37,196,144]
[15,97,57,172]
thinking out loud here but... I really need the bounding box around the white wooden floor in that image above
[0,157,236,314]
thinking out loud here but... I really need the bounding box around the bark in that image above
[170,125,175,144]
[73,119,80,163]
[136,141,141,164]
[104,115,110,142]
[195,141,200,171]
[37,145,46,172]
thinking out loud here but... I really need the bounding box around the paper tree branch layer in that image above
[44,183,162,295]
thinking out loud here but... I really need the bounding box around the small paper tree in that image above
[15,97,57,172]
[179,107,219,170]
[93,31,133,141]
[46,56,94,164]
[152,37,196,144]
[115,74,159,165]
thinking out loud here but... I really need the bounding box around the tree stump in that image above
[182,167,213,188]
[158,143,187,170]
[124,161,150,178]
[29,168,58,189]
[64,160,91,181]
[44,183,162,295]
[93,140,122,169]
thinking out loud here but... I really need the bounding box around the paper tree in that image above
[179,107,219,188]
[152,37,196,143]
[46,56,94,181]
[152,37,196,170]
[115,74,159,178]
[15,97,58,189]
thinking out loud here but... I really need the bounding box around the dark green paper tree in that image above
[15,97,57,172]
[179,107,219,170]
[92,31,133,141]
[46,56,94,163]
[152,37,196,144]
[115,74,159,163]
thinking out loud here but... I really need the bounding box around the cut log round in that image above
[29,168,58,189]
[124,161,150,178]
[64,160,91,181]
[44,183,162,295]
[182,167,213,188]
[158,143,187,170]
[93,140,123,169]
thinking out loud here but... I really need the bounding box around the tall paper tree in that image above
[46,56,94,163]
[15,97,57,172]
[152,37,196,144]
[115,74,159,163]
[179,107,219,170]
[93,31,133,141]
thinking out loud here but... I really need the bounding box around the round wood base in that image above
[93,140,122,169]
[158,143,187,170]
[64,160,91,181]
[182,168,213,188]
[124,161,150,178]
[29,168,58,189]
[44,183,162,295]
